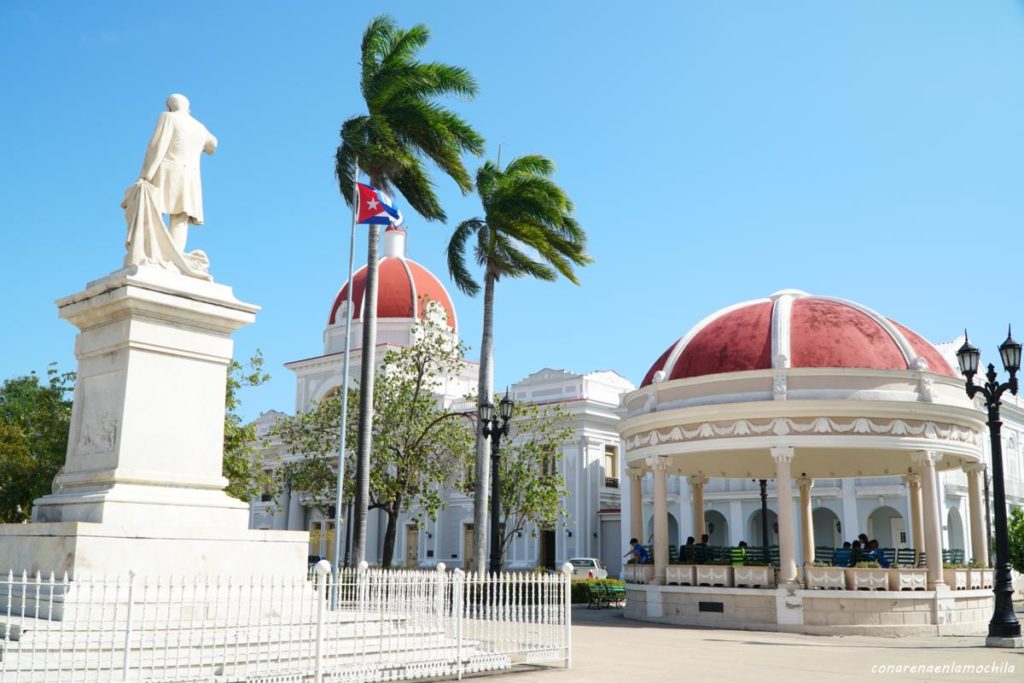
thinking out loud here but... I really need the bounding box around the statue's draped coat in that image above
[140,110,217,225]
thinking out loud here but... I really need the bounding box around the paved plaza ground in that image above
[498,605,1024,683]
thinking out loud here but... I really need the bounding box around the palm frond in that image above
[375,63,479,107]
[503,154,555,178]
[345,15,484,223]
[456,152,591,287]
[390,156,446,221]
[495,236,557,282]
[386,99,474,192]
[446,219,484,296]
[360,15,396,97]
[381,23,431,69]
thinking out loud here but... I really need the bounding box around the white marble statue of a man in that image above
[138,94,217,251]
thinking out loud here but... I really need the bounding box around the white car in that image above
[568,557,608,579]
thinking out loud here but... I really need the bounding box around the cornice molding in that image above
[625,416,981,451]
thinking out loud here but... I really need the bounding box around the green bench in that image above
[586,582,626,609]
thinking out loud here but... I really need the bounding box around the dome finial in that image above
[382,224,407,258]
[769,289,809,301]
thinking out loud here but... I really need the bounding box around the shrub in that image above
[853,560,881,569]
[570,578,625,604]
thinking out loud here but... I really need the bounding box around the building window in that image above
[541,449,556,477]
[260,469,274,502]
[604,445,619,488]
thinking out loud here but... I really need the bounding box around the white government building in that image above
[251,226,633,573]
[251,229,1024,576]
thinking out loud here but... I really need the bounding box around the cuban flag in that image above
[356,182,403,226]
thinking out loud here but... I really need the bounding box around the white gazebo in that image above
[619,290,994,635]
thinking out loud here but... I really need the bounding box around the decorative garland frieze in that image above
[625,416,981,450]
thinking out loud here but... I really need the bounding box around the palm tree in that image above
[446,154,592,571]
[335,15,484,564]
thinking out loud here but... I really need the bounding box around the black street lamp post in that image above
[481,390,515,574]
[956,327,1021,644]
[758,479,770,564]
[984,465,992,569]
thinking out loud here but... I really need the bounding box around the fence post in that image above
[561,562,573,669]
[314,559,331,683]
[122,570,136,682]
[452,568,464,680]
[434,563,446,627]
[356,561,369,671]
[357,560,369,612]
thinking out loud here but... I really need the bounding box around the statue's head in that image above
[165,94,190,113]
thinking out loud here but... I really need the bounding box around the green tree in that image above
[1008,506,1024,574]
[223,351,273,501]
[447,154,592,569]
[489,402,571,567]
[0,355,268,517]
[0,365,74,522]
[334,14,484,563]
[274,303,474,567]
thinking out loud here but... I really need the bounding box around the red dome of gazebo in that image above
[641,290,954,386]
[327,226,457,331]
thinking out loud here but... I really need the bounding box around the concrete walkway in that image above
[498,606,1024,683]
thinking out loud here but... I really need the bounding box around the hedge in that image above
[570,578,625,604]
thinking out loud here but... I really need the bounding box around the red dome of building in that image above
[328,226,458,331]
[641,290,954,386]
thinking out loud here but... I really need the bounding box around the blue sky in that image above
[3,1,1024,419]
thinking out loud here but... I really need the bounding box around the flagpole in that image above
[333,159,359,570]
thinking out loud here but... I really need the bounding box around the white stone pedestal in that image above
[0,265,307,579]
[986,635,1024,649]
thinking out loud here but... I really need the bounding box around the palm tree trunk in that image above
[472,268,496,573]
[352,219,381,565]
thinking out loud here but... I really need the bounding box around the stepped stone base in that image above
[0,265,307,591]
[625,585,993,636]
[0,522,307,579]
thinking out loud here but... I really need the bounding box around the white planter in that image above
[979,569,994,589]
[623,564,654,584]
[845,567,889,591]
[888,568,927,591]
[805,566,846,590]
[733,565,774,588]
[943,568,969,590]
[695,565,733,587]
[665,564,695,586]
[968,568,983,590]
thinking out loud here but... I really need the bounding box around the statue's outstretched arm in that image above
[139,113,173,181]
[204,131,218,156]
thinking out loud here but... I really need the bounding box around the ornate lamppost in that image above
[481,390,515,574]
[956,328,1021,646]
[758,479,771,564]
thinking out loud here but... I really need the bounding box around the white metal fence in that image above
[0,562,572,683]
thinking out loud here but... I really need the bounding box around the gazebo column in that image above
[628,469,644,543]
[964,463,989,566]
[689,475,708,539]
[797,476,814,565]
[913,451,946,589]
[904,473,925,562]
[770,446,798,586]
[649,457,669,585]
